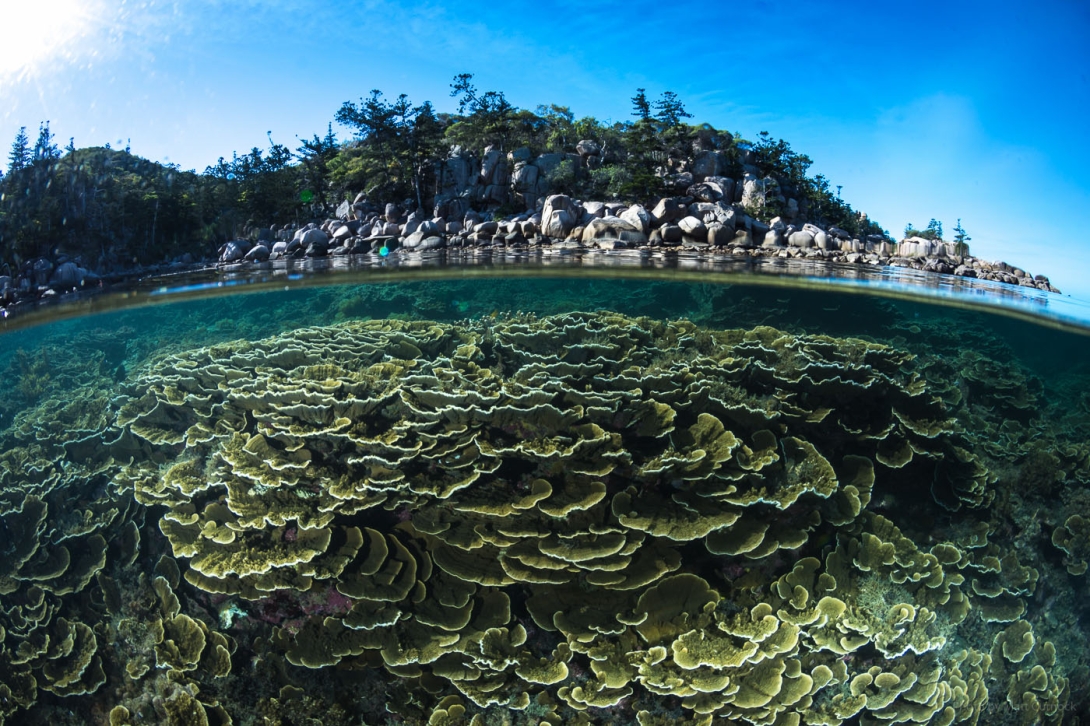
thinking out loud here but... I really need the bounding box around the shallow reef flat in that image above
[0,297,1088,726]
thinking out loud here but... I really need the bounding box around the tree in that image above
[7,127,30,173]
[296,123,339,212]
[0,144,208,269]
[653,91,693,155]
[407,101,446,209]
[952,219,969,243]
[904,219,943,241]
[237,137,294,223]
[652,91,692,129]
[536,104,575,153]
[952,218,970,256]
[201,134,296,235]
[631,89,651,122]
[0,80,903,271]
[752,132,813,186]
[447,73,515,151]
[615,91,664,201]
[32,121,59,163]
[336,90,428,204]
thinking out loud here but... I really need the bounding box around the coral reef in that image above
[0,360,122,724]
[1,303,1087,725]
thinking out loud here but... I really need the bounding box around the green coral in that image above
[0,308,1082,725]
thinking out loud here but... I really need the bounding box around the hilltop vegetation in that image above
[0,75,890,274]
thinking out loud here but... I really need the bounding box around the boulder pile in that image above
[226,188,1058,294]
[0,137,1061,311]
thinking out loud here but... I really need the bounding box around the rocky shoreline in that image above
[0,95,1062,309]
[0,148,1060,310]
[214,191,1058,294]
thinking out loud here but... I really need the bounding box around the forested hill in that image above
[0,76,890,275]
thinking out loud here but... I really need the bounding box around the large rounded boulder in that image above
[581,216,648,248]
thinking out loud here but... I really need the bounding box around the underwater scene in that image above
[1,273,1089,726]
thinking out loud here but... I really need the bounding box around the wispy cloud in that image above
[0,0,182,87]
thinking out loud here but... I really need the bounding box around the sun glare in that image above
[0,0,103,81]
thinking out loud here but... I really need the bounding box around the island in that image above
[0,75,1058,308]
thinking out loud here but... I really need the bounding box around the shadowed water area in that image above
[1,259,1089,726]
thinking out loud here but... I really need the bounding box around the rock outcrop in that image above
[0,136,1061,313]
[227,193,1057,295]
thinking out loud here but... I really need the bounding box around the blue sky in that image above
[2,0,1089,296]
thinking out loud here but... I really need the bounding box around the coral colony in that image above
[0,310,1082,724]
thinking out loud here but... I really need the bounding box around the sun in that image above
[0,0,104,81]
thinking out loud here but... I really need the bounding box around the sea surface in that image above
[1,255,1088,726]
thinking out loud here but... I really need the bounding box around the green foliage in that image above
[0,145,222,268]
[739,130,889,235]
[952,218,970,256]
[296,124,339,213]
[0,78,900,272]
[204,135,298,230]
[587,164,634,201]
[335,90,448,208]
[32,122,59,163]
[952,219,969,243]
[8,126,30,173]
[616,90,666,201]
[752,131,812,187]
[631,88,652,122]
[408,102,446,209]
[924,215,941,238]
[544,158,578,194]
[535,105,576,154]
[337,91,419,204]
[617,122,663,200]
[447,73,516,152]
[653,91,693,152]
[904,219,943,241]
[652,91,691,127]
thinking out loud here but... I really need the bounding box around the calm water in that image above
[1,265,1088,726]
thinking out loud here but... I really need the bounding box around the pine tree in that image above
[409,102,445,210]
[652,91,692,129]
[447,74,514,151]
[631,89,651,122]
[32,121,59,162]
[953,219,970,243]
[653,91,694,166]
[621,89,663,201]
[296,123,340,212]
[952,219,971,256]
[8,126,31,172]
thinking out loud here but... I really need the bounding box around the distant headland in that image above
[0,75,1058,306]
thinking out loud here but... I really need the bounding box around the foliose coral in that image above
[0,308,1083,725]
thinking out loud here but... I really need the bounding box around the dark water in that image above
[1,271,1088,726]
